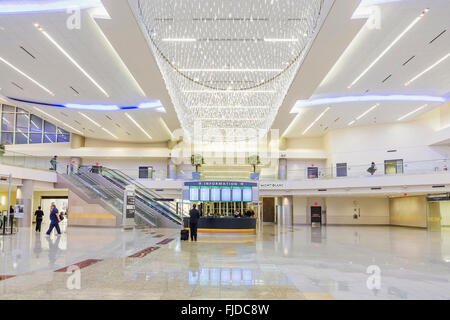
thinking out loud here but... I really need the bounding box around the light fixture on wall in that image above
[347,8,430,89]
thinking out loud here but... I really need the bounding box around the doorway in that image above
[311,206,322,225]
[40,196,68,230]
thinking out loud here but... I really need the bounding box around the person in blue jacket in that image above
[46,203,61,236]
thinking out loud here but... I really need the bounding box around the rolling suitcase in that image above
[180,229,189,241]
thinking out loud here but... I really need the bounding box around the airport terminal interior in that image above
[0,0,449,300]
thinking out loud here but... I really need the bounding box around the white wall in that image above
[326,197,389,225]
[292,196,389,225]
[81,158,169,179]
[323,110,448,172]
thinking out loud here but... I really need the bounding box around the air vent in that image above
[429,29,446,44]
[20,46,36,59]
[318,189,327,192]
[432,185,446,188]
[105,115,112,120]
[334,117,340,122]
[382,74,392,83]
[126,132,131,135]
[402,55,415,66]
[115,123,121,128]
[11,82,23,90]
[371,187,382,190]
[387,149,397,153]
[70,86,79,95]
[74,120,81,125]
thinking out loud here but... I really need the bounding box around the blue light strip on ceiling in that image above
[7,97,164,111]
[0,0,103,14]
[291,94,448,112]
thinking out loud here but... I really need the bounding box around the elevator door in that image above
[311,206,322,224]
[263,198,275,222]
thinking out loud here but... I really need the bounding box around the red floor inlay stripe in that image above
[0,275,15,281]
[54,259,103,272]
[153,234,164,238]
[156,238,174,245]
[128,246,160,258]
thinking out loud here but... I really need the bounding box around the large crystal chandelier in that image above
[135,0,324,141]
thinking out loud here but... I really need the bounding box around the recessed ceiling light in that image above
[78,112,102,127]
[35,24,109,97]
[179,68,283,72]
[137,101,163,109]
[33,107,82,134]
[291,94,446,112]
[405,53,450,86]
[263,38,298,42]
[397,104,428,121]
[348,8,430,89]
[124,112,152,140]
[162,38,197,42]
[347,103,379,126]
[101,127,118,139]
[183,90,276,93]
[302,107,330,135]
[0,55,54,96]
[65,104,119,111]
[356,103,379,120]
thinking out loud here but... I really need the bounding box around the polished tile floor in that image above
[1,223,450,299]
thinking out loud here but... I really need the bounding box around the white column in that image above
[17,180,34,228]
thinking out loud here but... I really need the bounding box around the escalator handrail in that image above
[72,172,158,227]
[78,166,181,224]
[101,168,180,220]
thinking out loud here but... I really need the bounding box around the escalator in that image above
[73,166,182,228]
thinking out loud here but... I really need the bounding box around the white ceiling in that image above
[0,2,178,142]
[0,0,448,143]
[284,0,450,137]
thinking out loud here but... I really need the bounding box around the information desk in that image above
[183,217,256,233]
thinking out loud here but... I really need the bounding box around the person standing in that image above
[189,204,200,242]
[34,206,44,232]
[46,203,61,236]
[50,155,57,171]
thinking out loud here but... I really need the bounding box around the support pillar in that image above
[17,180,34,228]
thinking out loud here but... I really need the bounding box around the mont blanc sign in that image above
[259,182,287,190]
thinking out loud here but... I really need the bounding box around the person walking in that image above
[46,203,61,236]
[189,204,200,242]
[367,162,377,175]
[34,206,44,232]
